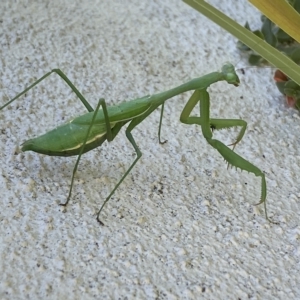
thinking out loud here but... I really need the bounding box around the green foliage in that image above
[183,0,300,93]
[237,0,300,110]
[238,1,300,65]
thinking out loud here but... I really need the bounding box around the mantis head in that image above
[222,63,240,87]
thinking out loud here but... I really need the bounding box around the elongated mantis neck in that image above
[152,71,225,106]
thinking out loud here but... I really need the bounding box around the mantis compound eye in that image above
[221,63,240,86]
[226,73,240,86]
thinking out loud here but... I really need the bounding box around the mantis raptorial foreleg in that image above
[210,118,247,151]
[180,88,274,223]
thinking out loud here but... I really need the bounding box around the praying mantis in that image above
[0,63,273,224]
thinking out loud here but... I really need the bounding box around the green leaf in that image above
[261,18,277,47]
[183,0,300,86]
[249,54,264,66]
[249,0,300,43]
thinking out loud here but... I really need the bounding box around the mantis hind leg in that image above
[60,98,117,211]
[96,114,146,225]
[1,69,94,112]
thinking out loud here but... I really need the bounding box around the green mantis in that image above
[0,63,273,224]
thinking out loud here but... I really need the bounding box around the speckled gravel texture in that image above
[0,0,300,299]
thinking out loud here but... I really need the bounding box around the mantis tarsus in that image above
[0,64,274,224]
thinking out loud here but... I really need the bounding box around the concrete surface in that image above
[0,0,299,299]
